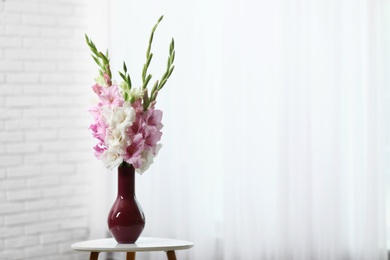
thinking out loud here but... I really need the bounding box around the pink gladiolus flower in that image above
[88,104,102,120]
[143,109,163,130]
[141,109,163,152]
[127,113,144,136]
[90,118,107,142]
[143,126,162,151]
[132,99,143,113]
[124,134,145,168]
[92,84,103,95]
[98,85,124,107]
[93,143,106,158]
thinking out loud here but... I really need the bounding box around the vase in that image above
[107,164,145,243]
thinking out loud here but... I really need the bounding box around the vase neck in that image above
[117,164,135,197]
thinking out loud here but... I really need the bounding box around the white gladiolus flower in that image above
[103,103,135,134]
[105,128,128,154]
[101,149,123,169]
[129,87,144,101]
[135,144,162,174]
[135,151,154,174]
[102,102,136,168]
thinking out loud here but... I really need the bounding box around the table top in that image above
[71,237,194,252]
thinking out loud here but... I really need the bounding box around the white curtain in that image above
[96,0,390,259]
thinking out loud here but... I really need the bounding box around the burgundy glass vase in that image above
[107,164,145,243]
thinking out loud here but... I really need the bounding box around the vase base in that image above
[116,240,137,244]
[109,224,144,244]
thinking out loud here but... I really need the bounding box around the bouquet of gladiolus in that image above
[85,16,175,173]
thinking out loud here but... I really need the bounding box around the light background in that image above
[0,0,390,259]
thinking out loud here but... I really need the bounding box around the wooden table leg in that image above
[90,252,100,260]
[126,252,136,260]
[166,250,177,260]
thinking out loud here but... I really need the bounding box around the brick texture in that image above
[0,0,94,259]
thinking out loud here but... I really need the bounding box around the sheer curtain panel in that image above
[102,0,389,259]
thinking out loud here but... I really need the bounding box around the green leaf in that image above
[171,50,175,63]
[99,52,109,64]
[85,34,90,44]
[91,55,101,67]
[161,71,168,81]
[142,15,165,88]
[170,38,174,53]
[143,74,152,89]
[146,53,153,68]
[127,75,132,89]
[151,80,159,93]
[168,65,175,77]
[159,79,168,90]
[119,71,127,82]
[142,64,147,81]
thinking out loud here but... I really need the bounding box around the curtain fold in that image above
[107,0,389,259]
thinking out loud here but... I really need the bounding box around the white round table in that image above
[71,237,194,260]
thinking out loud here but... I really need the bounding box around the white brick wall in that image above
[0,0,95,259]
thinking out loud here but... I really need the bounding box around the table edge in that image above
[71,237,194,253]
[72,244,194,253]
